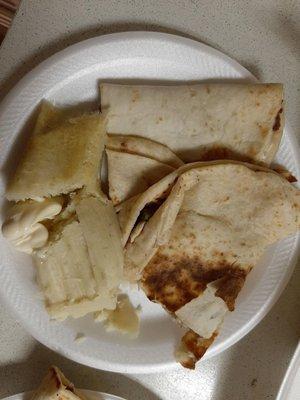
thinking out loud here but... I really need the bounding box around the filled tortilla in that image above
[123,161,300,367]
[101,83,284,164]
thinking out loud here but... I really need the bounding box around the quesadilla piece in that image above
[31,366,86,400]
[124,162,300,368]
[107,134,184,168]
[7,103,107,201]
[100,83,284,164]
[117,159,284,247]
[106,148,174,205]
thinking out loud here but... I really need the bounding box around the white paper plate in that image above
[276,342,300,400]
[3,389,125,400]
[0,32,299,374]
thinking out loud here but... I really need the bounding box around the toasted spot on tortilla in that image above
[65,384,75,393]
[216,274,246,311]
[50,367,61,389]
[273,107,283,131]
[248,145,258,157]
[131,89,140,102]
[142,252,247,312]
[257,123,269,137]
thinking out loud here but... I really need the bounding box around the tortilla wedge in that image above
[106,148,174,205]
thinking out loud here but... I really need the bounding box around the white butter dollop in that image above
[175,282,228,339]
[2,198,62,254]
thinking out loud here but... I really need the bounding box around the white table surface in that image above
[0,1,299,399]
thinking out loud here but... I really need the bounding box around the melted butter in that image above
[94,294,140,338]
[2,198,62,254]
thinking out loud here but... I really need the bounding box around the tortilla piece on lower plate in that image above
[31,366,86,400]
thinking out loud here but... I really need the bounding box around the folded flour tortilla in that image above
[31,366,86,400]
[124,161,300,367]
[101,83,284,164]
[107,134,183,168]
[106,149,175,205]
[106,135,183,205]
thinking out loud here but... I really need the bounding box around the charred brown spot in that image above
[272,107,283,131]
[200,147,232,161]
[50,367,61,389]
[287,175,297,183]
[257,123,269,138]
[216,274,246,311]
[131,89,140,102]
[273,165,297,183]
[65,384,75,392]
[198,145,254,163]
[142,253,247,312]
[248,145,258,157]
[120,141,128,148]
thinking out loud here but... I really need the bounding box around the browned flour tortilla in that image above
[106,148,175,205]
[31,366,86,400]
[123,161,300,368]
[101,83,284,164]
[105,134,183,205]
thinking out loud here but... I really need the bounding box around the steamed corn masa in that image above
[36,196,123,320]
[7,103,106,201]
[74,196,123,291]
